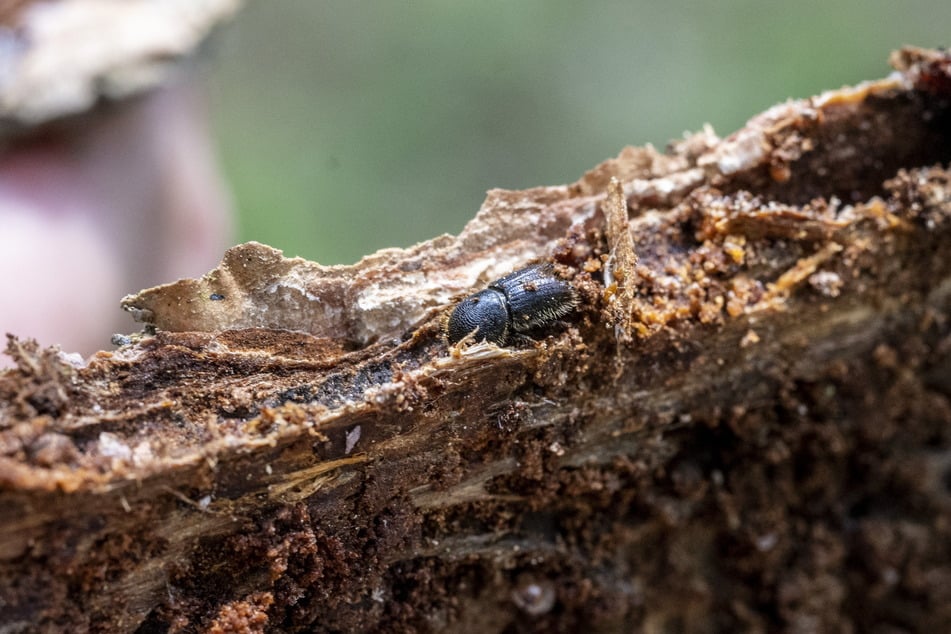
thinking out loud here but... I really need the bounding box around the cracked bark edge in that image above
[0,46,950,632]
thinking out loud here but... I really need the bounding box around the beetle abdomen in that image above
[491,264,578,333]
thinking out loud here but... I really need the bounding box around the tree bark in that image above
[2,47,951,632]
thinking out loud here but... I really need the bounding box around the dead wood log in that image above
[1,46,951,632]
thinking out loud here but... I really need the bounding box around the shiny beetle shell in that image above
[447,264,578,346]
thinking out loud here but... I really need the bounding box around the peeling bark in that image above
[2,47,951,632]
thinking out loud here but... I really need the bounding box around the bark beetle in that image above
[1,47,951,633]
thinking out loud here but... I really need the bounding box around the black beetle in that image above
[447,264,578,346]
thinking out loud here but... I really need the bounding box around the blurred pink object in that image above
[0,79,234,367]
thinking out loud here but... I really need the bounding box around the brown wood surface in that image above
[1,47,950,632]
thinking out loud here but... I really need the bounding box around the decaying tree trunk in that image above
[2,47,951,633]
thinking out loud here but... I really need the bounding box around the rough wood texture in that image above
[2,47,951,633]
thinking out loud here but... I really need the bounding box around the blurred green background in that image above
[207,1,950,265]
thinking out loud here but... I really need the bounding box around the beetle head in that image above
[447,288,509,345]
